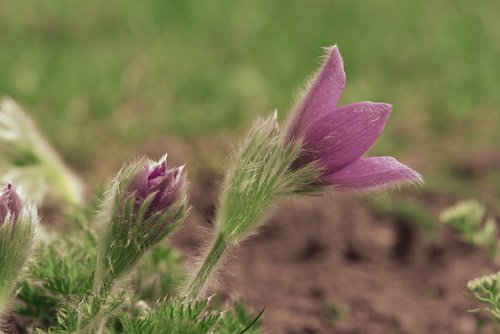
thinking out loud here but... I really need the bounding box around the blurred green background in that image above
[1,0,499,198]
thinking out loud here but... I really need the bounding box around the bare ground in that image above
[173,185,497,334]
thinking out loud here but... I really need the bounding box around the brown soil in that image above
[172,174,498,334]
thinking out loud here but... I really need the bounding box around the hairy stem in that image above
[47,161,84,206]
[186,233,228,299]
[71,262,113,333]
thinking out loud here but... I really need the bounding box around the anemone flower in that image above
[286,46,422,191]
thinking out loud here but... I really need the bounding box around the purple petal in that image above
[149,171,177,211]
[149,158,167,180]
[322,157,422,191]
[286,46,346,140]
[127,165,150,200]
[0,183,22,224]
[299,102,391,174]
[4,183,21,218]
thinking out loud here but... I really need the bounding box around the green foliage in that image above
[120,298,220,334]
[5,185,260,333]
[216,300,262,334]
[16,280,59,328]
[30,239,95,297]
[468,272,500,323]
[15,211,97,330]
[46,290,125,333]
[120,298,261,334]
[14,232,261,333]
[441,200,498,257]
[0,151,264,334]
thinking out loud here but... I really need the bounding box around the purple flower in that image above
[0,183,22,226]
[286,46,422,191]
[126,156,185,222]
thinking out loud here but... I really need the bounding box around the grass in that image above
[0,0,499,169]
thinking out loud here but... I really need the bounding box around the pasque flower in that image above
[0,183,37,316]
[185,115,318,299]
[186,46,423,300]
[96,155,189,284]
[286,46,422,191]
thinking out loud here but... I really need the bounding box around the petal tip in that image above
[366,101,392,113]
[323,44,340,56]
[324,157,423,193]
[323,45,344,69]
[357,101,392,121]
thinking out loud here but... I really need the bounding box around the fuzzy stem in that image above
[74,289,115,334]
[186,233,228,299]
[92,258,112,296]
[45,158,85,206]
[27,124,85,206]
[70,259,113,333]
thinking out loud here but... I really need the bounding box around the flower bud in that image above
[97,156,189,282]
[0,183,38,316]
[126,157,185,229]
[0,183,21,226]
[467,271,500,323]
[468,272,499,293]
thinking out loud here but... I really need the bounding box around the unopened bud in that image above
[0,183,22,226]
[96,156,189,283]
[126,156,185,233]
[0,183,38,316]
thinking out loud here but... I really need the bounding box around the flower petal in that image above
[323,157,422,191]
[149,167,182,212]
[127,165,150,200]
[148,158,167,180]
[300,101,391,174]
[286,46,346,140]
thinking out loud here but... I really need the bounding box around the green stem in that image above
[46,160,84,206]
[72,257,114,333]
[32,125,85,206]
[186,233,228,299]
[74,287,113,334]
